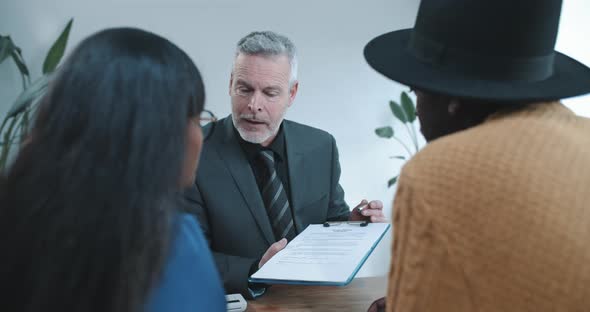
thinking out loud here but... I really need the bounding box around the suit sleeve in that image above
[326,135,351,221]
[182,185,259,298]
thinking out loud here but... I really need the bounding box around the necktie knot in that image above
[259,150,275,168]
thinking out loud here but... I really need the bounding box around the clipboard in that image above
[249,222,390,286]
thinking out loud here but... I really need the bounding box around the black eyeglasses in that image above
[198,109,217,127]
[197,109,217,141]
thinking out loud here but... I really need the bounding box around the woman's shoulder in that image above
[175,213,203,244]
[169,212,219,276]
[145,212,226,312]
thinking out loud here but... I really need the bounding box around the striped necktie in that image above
[259,150,296,241]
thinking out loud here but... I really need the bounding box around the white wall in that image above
[1,0,589,277]
[557,0,590,116]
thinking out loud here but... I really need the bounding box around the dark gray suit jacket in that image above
[184,117,350,296]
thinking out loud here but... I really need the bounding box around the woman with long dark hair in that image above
[0,28,225,312]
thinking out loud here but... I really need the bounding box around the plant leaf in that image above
[389,155,406,160]
[375,126,394,138]
[0,35,15,64]
[387,176,398,188]
[10,48,30,77]
[401,91,416,122]
[0,116,19,172]
[43,18,73,74]
[6,74,50,118]
[389,100,407,123]
[20,110,30,142]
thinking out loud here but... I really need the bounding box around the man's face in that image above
[230,53,298,146]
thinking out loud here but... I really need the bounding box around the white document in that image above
[249,222,390,285]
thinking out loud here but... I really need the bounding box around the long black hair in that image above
[0,28,204,312]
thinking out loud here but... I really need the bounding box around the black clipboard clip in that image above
[323,221,369,227]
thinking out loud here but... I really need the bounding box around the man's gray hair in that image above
[235,31,298,85]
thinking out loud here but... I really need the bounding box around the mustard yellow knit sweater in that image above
[387,102,590,312]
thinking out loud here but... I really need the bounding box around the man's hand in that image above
[259,238,288,268]
[349,199,386,223]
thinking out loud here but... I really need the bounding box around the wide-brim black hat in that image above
[364,0,590,102]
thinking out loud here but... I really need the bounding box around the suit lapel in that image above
[216,118,275,245]
[283,121,306,234]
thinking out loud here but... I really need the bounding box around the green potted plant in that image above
[374,91,422,187]
[0,18,73,171]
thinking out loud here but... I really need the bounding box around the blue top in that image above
[145,214,226,312]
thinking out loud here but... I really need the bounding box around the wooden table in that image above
[245,276,387,311]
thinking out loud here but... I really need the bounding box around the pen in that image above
[323,221,368,227]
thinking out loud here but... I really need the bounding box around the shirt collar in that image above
[234,123,286,162]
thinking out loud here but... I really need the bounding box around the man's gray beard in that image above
[231,114,281,144]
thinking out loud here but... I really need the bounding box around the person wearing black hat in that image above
[364,0,590,311]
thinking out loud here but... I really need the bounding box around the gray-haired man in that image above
[185,31,385,298]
